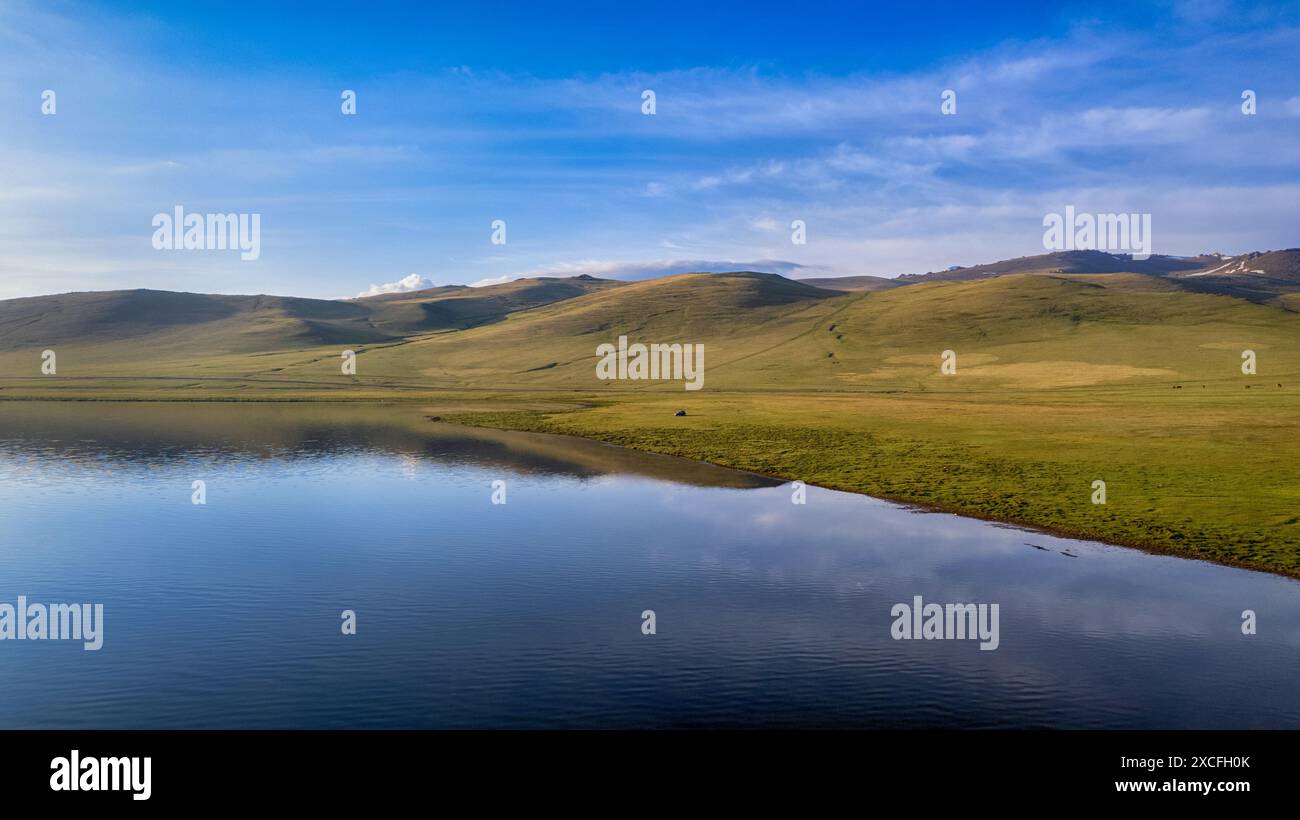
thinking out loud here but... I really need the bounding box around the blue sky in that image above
[1,0,1298,299]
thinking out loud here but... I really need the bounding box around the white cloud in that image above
[467,274,520,288]
[690,160,786,191]
[356,273,432,298]
[508,258,810,281]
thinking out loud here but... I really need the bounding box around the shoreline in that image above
[443,415,1300,584]
[1,394,1296,582]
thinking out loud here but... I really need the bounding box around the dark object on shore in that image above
[675,409,687,417]
[427,415,442,422]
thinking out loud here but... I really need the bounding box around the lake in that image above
[0,401,1296,728]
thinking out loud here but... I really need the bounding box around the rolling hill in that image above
[894,250,1217,283]
[341,269,1300,392]
[796,275,903,292]
[3,253,1300,390]
[0,274,627,374]
[350,274,627,335]
[821,247,1300,305]
[353,271,844,387]
[1160,249,1300,303]
[0,289,394,355]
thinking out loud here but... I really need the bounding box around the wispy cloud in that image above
[467,274,516,288]
[541,258,810,280]
[0,1,1297,300]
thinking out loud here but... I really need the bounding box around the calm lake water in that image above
[0,401,1297,729]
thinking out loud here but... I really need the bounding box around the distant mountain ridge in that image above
[804,248,1300,302]
[859,248,1299,283]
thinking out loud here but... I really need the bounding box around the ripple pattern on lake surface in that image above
[0,402,1297,728]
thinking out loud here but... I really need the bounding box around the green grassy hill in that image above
[341,270,1300,394]
[0,274,625,378]
[352,271,843,387]
[0,289,391,352]
[352,274,627,335]
[5,266,1300,394]
[796,275,903,292]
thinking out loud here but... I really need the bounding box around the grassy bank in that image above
[439,385,1300,579]
[3,378,1298,578]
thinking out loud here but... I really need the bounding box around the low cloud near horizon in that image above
[355,273,433,298]
[466,258,810,287]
